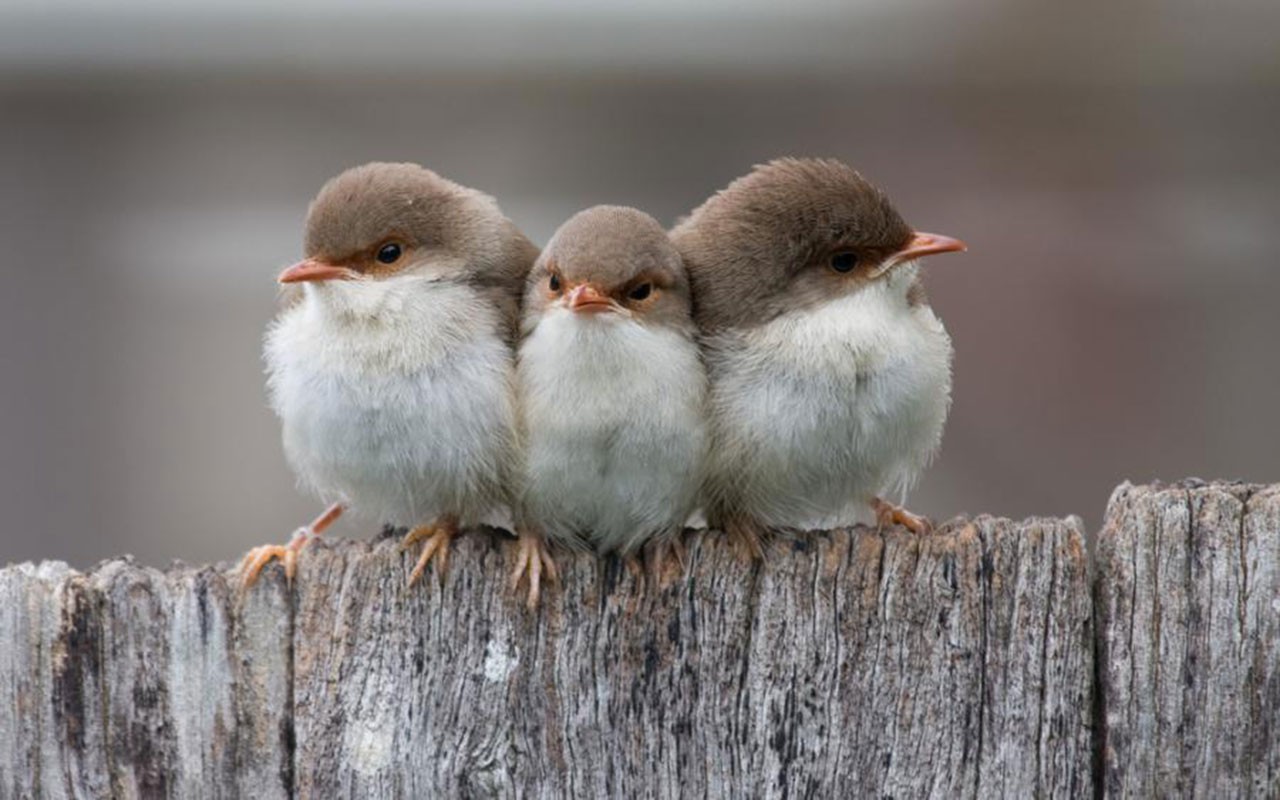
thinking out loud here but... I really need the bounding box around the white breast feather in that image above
[516,308,708,553]
[703,265,952,528]
[264,276,517,528]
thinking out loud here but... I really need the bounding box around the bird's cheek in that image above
[865,259,920,290]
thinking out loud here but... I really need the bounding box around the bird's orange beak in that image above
[277,259,358,284]
[881,231,967,273]
[566,284,616,313]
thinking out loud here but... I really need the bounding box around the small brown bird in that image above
[670,158,965,554]
[240,162,537,587]
[511,205,708,606]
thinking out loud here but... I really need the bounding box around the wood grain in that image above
[4,481,1275,797]
[1096,480,1280,799]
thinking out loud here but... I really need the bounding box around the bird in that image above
[239,162,537,589]
[511,205,709,605]
[668,157,966,556]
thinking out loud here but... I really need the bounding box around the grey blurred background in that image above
[1,0,1277,568]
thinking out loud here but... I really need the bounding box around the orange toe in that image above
[404,518,458,588]
[872,498,933,534]
[240,544,290,588]
[510,529,556,609]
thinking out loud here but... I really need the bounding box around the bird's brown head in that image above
[524,205,693,333]
[669,157,965,332]
[279,162,536,292]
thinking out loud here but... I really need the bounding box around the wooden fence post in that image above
[2,480,1276,798]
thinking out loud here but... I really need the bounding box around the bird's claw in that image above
[510,531,558,609]
[872,498,933,534]
[404,521,457,588]
[239,527,312,588]
[636,536,688,588]
[724,517,767,563]
[239,502,343,590]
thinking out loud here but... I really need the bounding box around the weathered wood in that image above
[1096,480,1280,799]
[1,514,1093,798]
[285,516,1092,798]
[0,561,292,799]
[6,479,1277,797]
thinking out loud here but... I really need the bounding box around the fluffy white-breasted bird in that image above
[511,205,708,605]
[669,158,965,555]
[240,162,536,587]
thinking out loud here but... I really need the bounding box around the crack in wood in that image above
[4,482,1278,797]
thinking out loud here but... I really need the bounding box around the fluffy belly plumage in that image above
[266,286,516,528]
[704,294,952,529]
[516,313,708,553]
[278,362,514,527]
[520,412,706,553]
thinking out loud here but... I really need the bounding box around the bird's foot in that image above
[239,534,307,589]
[642,535,688,585]
[872,497,933,534]
[723,516,767,563]
[239,502,344,588]
[623,552,644,582]
[403,516,459,588]
[509,528,558,609]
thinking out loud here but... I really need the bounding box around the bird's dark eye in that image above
[548,273,561,292]
[628,283,652,301]
[376,242,402,264]
[830,252,858,273]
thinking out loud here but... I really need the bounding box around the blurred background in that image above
[2,0,1277,568]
